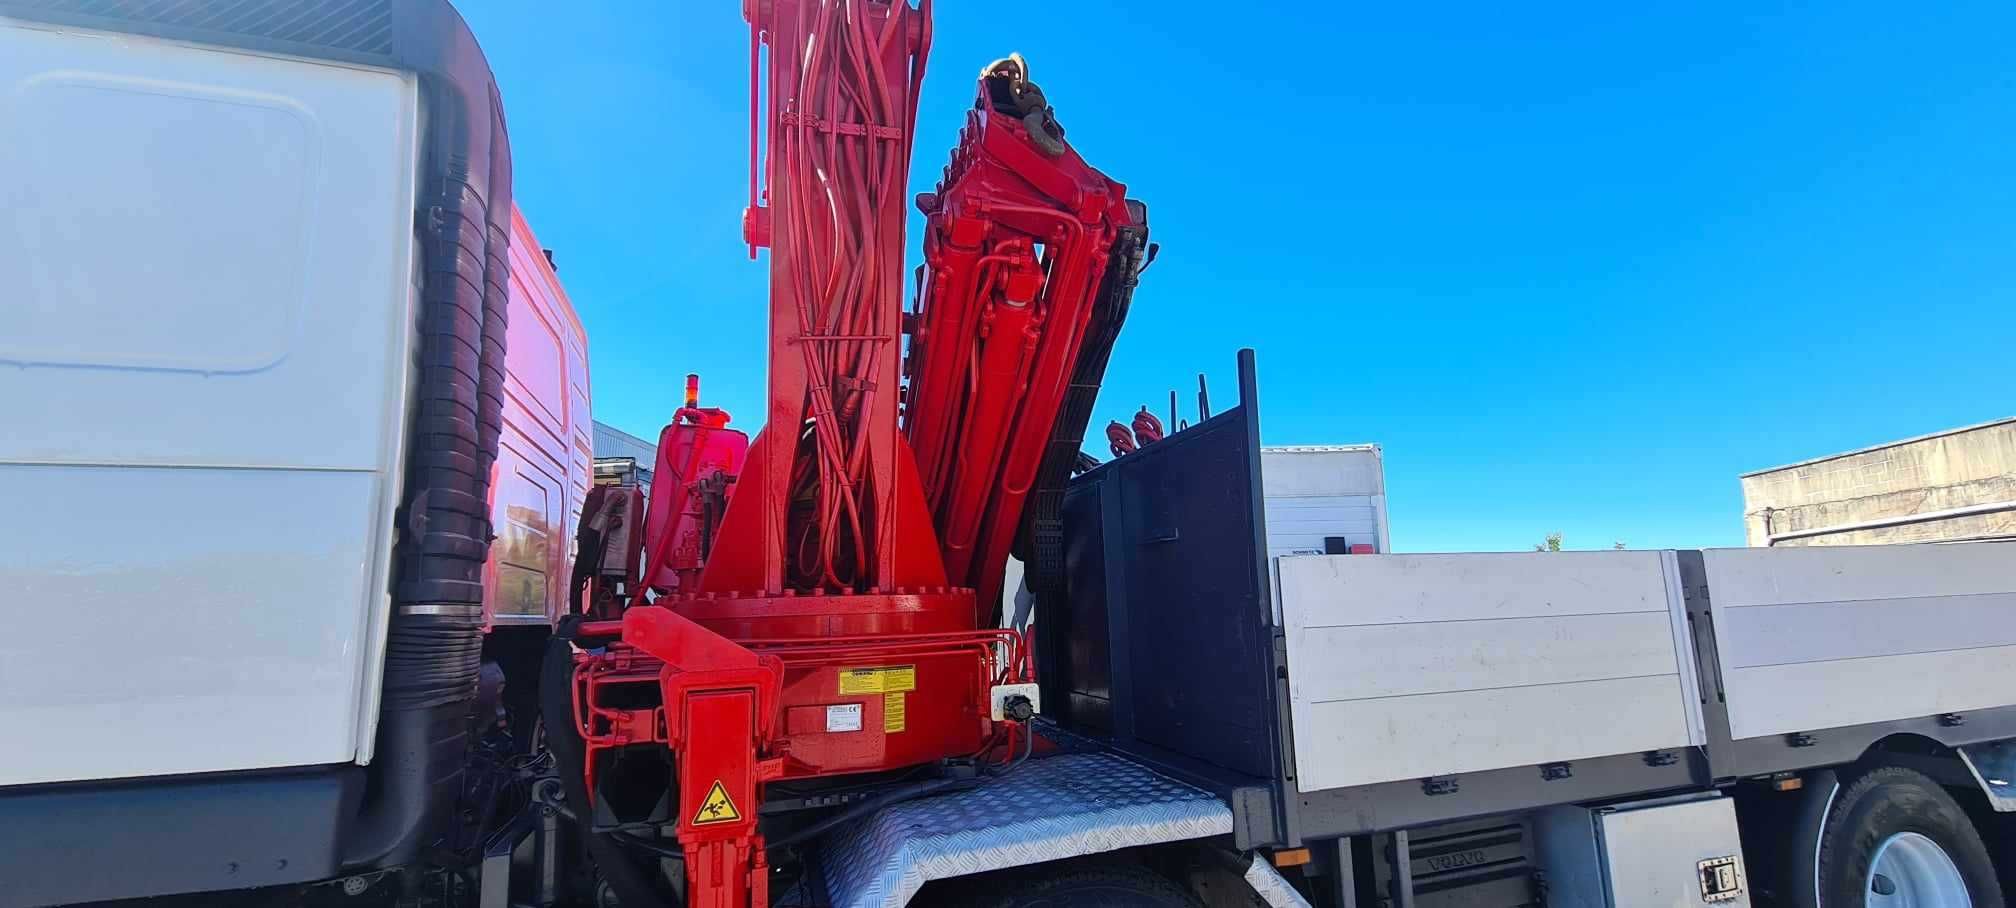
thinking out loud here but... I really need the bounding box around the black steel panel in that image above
[1109,410,1273,776]
[1046,349,1297,847]
[1050,476,1115,732]
[0,766,360,907]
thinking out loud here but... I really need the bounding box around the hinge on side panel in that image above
[1940,713,1967,728]
[1787,733,1818,748]
[1693,610,1728,703]
[1540,762,1573,781]
[1644,750,1680,767]
[1421,777,1460,796]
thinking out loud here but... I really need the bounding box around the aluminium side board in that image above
[1048,350,2016,849]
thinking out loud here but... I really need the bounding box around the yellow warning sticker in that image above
[883,691,907,733]
[692,780,742,826]
[838,664,917,695]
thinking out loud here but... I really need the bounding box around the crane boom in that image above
[904,56,1151,620]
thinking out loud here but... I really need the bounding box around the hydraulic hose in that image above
[766,726,1036,856]
[765,775,981,854]
[540,621,675,907]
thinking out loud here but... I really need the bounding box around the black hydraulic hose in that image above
[568,524,607,613]
[769,725,1039,853]
[612,832,687,860]
[541,621,672,907]
[989,723,1037,779]
[766,775,982,853]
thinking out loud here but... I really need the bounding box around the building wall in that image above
[593,419,659,490]
[594,420,658,465]
[1740,418,2016,546]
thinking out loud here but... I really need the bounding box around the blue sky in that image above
[462,1,2016,553]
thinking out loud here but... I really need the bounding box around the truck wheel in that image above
[1817,766,2004,907]
[965,863,1205,908]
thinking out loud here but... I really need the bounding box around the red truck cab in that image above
[486,208,594,629]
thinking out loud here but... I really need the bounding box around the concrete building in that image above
[1740,417,2016,546]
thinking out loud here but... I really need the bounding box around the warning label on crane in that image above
[838,664,916,695]
[883,692,907,733]
[692,780,742,826]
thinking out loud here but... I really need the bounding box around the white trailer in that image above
[1262,445,1391,558]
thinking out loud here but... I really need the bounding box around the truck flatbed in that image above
[816,748,1300,908]
[1041,350,2016,856]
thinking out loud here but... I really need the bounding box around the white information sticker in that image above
[825,703,864,733]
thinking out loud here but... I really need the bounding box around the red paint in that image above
[574,605,1029,904]
[640,404,748,594]
[673,590,973,639]
[577,609,1023,781]
[1130,407,1165,448]
[710,0,942,599]
[482,206,593,628]
[677,692,766,907]
[573,608,784,906]
[759,631,1016,776]
[902,68,1140,621]
[571,1,1135,902]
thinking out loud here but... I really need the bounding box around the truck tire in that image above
[1816,766,2004,907]
[962,863,1205,908]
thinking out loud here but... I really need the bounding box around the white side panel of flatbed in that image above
[1701,542,2016,741]
[1279,552,1705,792]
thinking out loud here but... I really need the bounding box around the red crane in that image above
[569,1,1149,903]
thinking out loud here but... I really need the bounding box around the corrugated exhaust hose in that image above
[345,1,514,869]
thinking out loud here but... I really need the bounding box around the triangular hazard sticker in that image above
[692,780,742,826]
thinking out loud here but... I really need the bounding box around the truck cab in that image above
[0,4,589,902]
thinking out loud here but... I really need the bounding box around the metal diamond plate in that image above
[819,752,1235,908]
[1245,854,1314,908]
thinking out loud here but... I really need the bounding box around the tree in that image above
[1532,536,1628,548]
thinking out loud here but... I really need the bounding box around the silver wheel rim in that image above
[1867,832,1970,907]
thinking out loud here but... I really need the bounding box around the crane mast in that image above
[567,1,1149,903]
[714,0,939,597]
